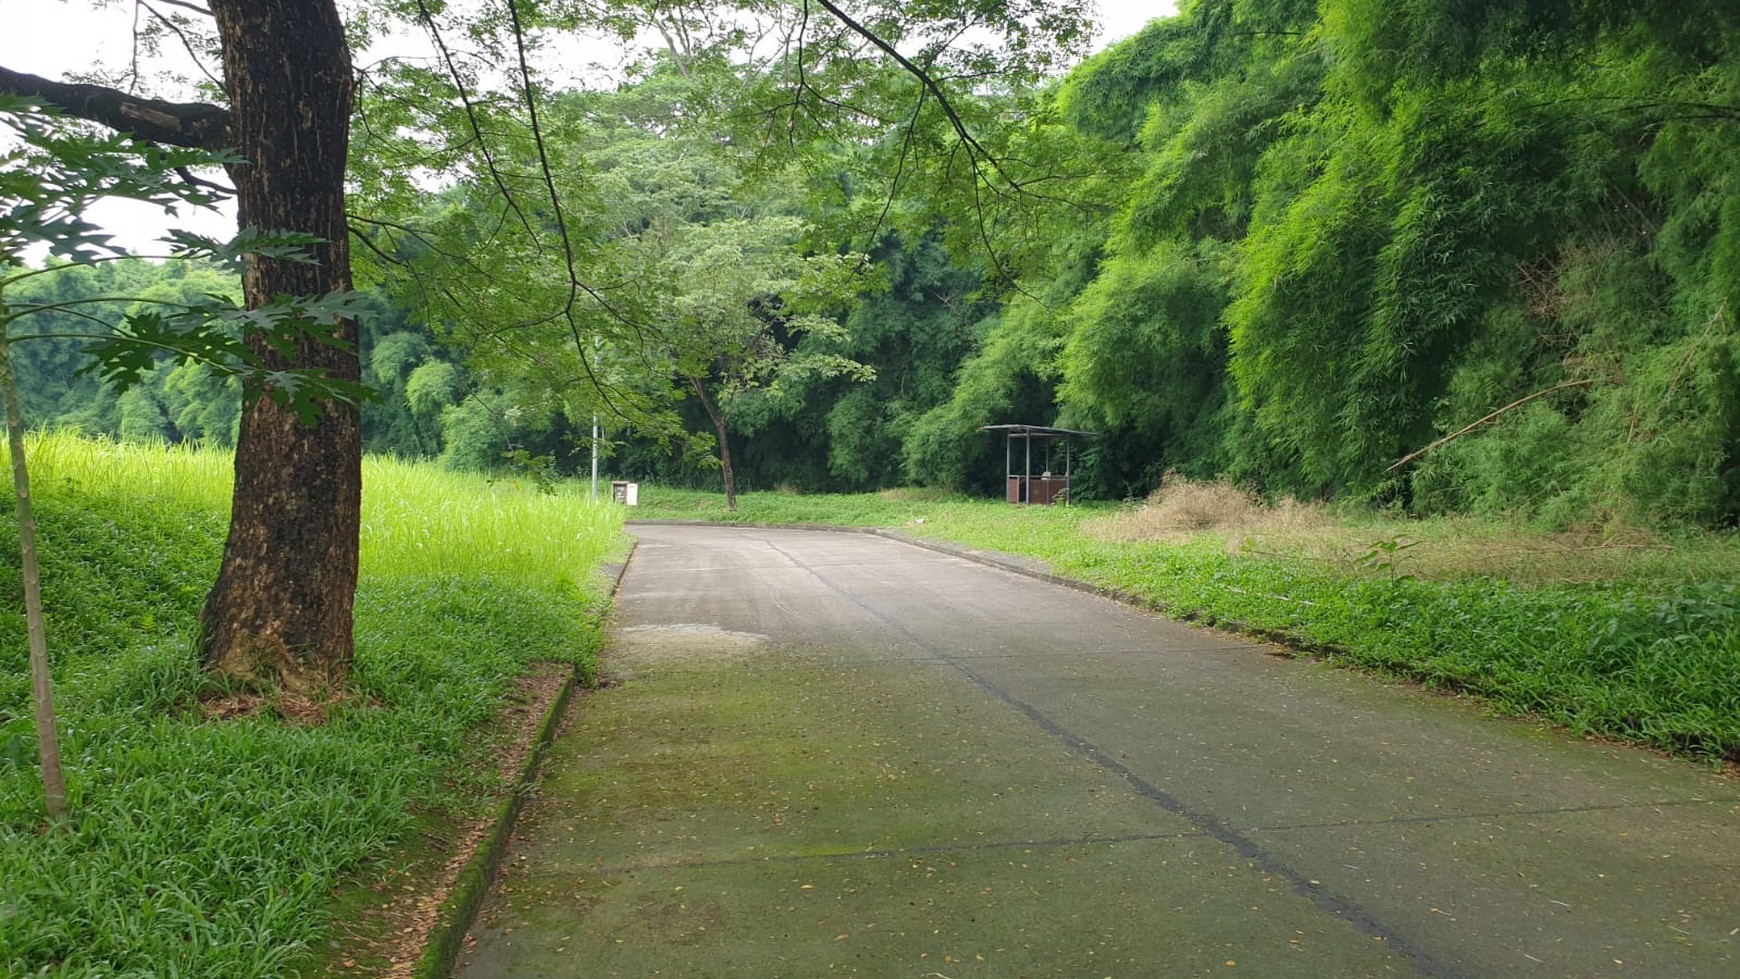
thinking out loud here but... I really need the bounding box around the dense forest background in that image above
[14,0,1740,527]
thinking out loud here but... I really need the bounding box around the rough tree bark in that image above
[3,5,361,695]
[199,0,361,697]
[0,66,231,148]
[1,1,362,700]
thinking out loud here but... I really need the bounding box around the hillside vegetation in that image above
[0,434,623,978]
[886,0,1740,526]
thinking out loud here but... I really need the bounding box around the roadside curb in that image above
[410,540,638,979]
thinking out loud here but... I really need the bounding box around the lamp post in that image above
[589,333,602,500]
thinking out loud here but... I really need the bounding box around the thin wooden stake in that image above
[0,323,67,818]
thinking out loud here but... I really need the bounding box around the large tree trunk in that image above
[691,376,738,510]
[200,0,361,698]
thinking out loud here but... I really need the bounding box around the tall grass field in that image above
[0,433,624,978]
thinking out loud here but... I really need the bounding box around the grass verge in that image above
[634,483,1740,763]
[0,434,625,978]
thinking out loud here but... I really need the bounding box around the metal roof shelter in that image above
[981,424,1096,505]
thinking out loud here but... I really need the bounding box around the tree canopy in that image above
[9,0,1739,530]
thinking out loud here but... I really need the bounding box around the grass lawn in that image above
[0,434,625,978]
[636,483,1740,764]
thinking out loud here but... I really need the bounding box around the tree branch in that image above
[0,65,230,149]
[814,6,958,113]
[153,0,213,15]
[138,1,224,89]
[174,165,234,196]
[810,0,1011,190]
[1385,379,1596,474]
[410,0,540,245]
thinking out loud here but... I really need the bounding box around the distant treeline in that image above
[5,258,517,469]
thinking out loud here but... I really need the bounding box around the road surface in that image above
[454,524,1740,978]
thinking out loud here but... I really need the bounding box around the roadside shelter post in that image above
[980,424,1096,506]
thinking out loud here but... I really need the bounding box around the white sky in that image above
[1,0,1176,253]
[1097,0,1175,46]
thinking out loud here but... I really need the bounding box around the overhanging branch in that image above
[0,65,230,149]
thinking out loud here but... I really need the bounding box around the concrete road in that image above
[454,524,1740,979]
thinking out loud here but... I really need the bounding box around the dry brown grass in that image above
[1086,475,1717,586]
[1090,474,1333,539]
[1216,511,1686,585]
